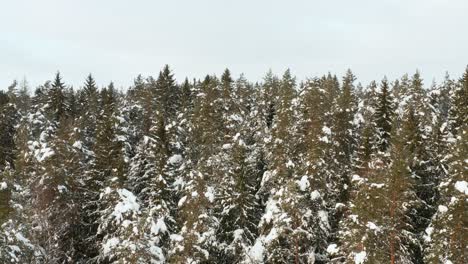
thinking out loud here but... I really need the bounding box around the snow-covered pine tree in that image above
[0,124,38,263]
[214,73,264,263]
[424,67,467,264]
[338,78,425,264]
[77,74,100,151]
[373,78,394,153]
[424,122,467,264]
[256,69,320,263]
[295,77,339,262]
[447,66,468,137]
[327,70,359,248]
[168,75,220,263]
[0,89,38,263]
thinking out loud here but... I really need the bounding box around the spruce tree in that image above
[373,78,394,152]
[424,123,467,264]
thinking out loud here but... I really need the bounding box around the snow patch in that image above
[102,237,120,255]
[366,222,381,232]
[168,154,183,164]
[57,185,67,193]
[249,240,264,262]
[454,181,468,195]
[233,229,244,240]
[354,251,367,264]
[0,182,7,190]
[72,141,82,149]
[424,227,434,242]
[151,218,168,235]
[311,190,321,200]
[112,189,140,222]
[178,196,187,207]
[204,187,215,203]
[222,143,232,150]
[370,183,385,188]
[438,205,448,213]
[326,244,339,254]
[296,176,310,191]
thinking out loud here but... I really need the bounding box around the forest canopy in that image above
[0,66,466,263]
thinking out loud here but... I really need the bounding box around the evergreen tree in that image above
[339,108,420,263]
[0,91,18,171]
[424,123,467,264]
[373,78,394,152]
[47,72,68,122]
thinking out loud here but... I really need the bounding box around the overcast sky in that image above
[1,0,467,90]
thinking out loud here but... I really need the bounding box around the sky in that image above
[1,0,467,90]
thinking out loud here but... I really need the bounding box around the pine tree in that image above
[47,72,68,122]
[328,70,358,244]
[0,91,18,171]
[448,66,468,136]
[0,122,38,263]
[77,74,100,150]
[214,74,264,263]
[339,105,421,263]
[257,69,317,263]
[424,122,467,264]
[373,78,394,152]
[168,75,220,263]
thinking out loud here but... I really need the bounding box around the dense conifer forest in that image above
[0,66,466,263]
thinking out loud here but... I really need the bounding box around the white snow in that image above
[170,234,184,242]
[264,227,278,243]
[0,182,7,190]
[370,183,385,188]
[168,154,183,164]
[16,233,34,249]
[311,190,321,200]
[438,205,448,213]
[286,160,295,168]
[335,203,346,209]
[57,185,67,193]
[35,146,54,162]
[233,229,244,240]
[262,198,280,224]
[318,210,329,229]
[319,136,329,143]
[297,176,310,191]
[249,240,264,262]
[349,214,359,223]
[454,180,468,195]
[326,244,339,254]
[351,174,363,183]
[178,196,187,207]
[353,113,365,126]
[222,143,232,150]
[204,186,215,203]
[149,245,164,261]
[366,221,381,231]
[72,141,82,149]
[102,237,120,255]
[424,227,434,242]
[354,251,367,264]
[112,189,140,222]
[151,217,168,235]
[322,126,332,135]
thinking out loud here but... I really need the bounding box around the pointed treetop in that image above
[52,71,65,89]
[84,74,97,93]
[221,68,233,84]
